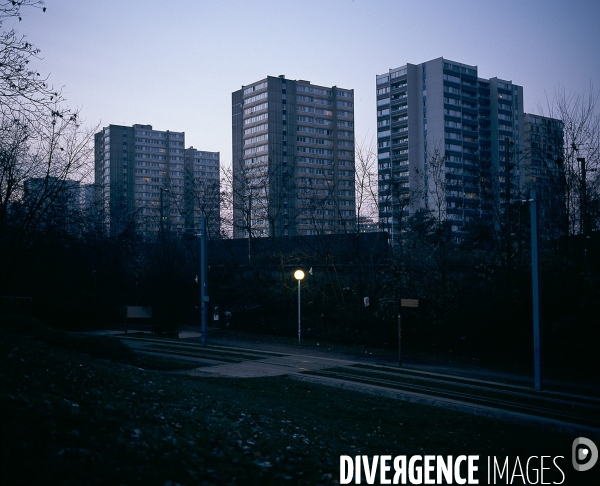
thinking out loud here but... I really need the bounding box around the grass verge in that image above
[0,325,591,485]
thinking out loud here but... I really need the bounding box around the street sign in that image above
[400,299,419,308]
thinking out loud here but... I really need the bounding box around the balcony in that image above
[392,126,409,135]
[461,93,478,105]
[391,92,407,101]
[391,118,408,127]
[392,154,409,163]
[391,104,408,114]
[462,106,478,116]
[390,83,407,92]
[392,160,409,170]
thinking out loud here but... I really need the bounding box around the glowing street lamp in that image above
[294,270,305,344]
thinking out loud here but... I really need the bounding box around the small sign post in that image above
[399,299,418,366]
[200,216,208,346]
[398,313,402,366]
[530,190,543,391]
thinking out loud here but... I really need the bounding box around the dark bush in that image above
[40,331,135,362]
[0,314,47,334]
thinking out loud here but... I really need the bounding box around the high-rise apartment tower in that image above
[232,76,355,238]
[95,124,219,239]
[184,147,221,239]
[376,57,525,240]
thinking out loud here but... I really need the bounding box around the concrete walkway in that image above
[185,353,353,378]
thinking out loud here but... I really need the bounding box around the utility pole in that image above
[530,190,543,391]
[200,216,208,346]
[248,193,252,264]
[397,313,402,366]
[505,138,512,283]
[577,157,586,236]
[159,187,171,238]
[160,187,164,235]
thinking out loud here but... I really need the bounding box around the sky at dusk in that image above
[10,0,600,168]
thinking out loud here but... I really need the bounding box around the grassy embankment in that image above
[0,318,586,485]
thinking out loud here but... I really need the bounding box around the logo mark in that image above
[572,437,598,472]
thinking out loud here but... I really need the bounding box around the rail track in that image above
[118,334,600,436]
[119,334,286,364]
[296,364,600,431]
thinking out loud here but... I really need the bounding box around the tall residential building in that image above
[95,124,219,239]
[232,75,355,238]
[522,113,565,238]
[376,57,525,240]
[184,147,221,239]
[522,113,564,196]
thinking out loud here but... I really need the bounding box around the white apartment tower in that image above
[376,57,525,240]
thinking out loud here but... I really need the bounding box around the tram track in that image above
[118,335,285,363]
[298,367,600,429]
[118,334,600,436]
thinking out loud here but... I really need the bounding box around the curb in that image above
[290,373,600,440]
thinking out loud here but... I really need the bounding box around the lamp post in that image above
[160,187,164,234]
[294,269,305,344]
[577,157,587,236]
[200,216,208,346]
[504,138,514,285]
[159,187,171,238]
[530,190,543,391]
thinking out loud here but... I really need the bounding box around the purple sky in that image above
[10,0,600,167]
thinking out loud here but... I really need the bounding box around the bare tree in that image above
[0,1,72,126]
[0,110,96,291]
[354,135,378,231]
[0,2,96,292]
[543,84,600,237]
[424,145,448,225]
[211,165,232,239]
[226,161,270,239]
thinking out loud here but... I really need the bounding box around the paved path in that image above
[185,354,354,378]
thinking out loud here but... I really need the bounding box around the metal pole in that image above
[159,187,163,235]
[578,157,586,236]
[297,279,301,344]
[530,190,543,391]
[200,216,208,346]
[248,193,252,264]
[398,313,402,367]
[505,138,511,282]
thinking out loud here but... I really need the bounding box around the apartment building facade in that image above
[232,76,355,238]
[522,113,564,195]
[94,124,219,239]
[184,147,221,239]
[376,57,525,240]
